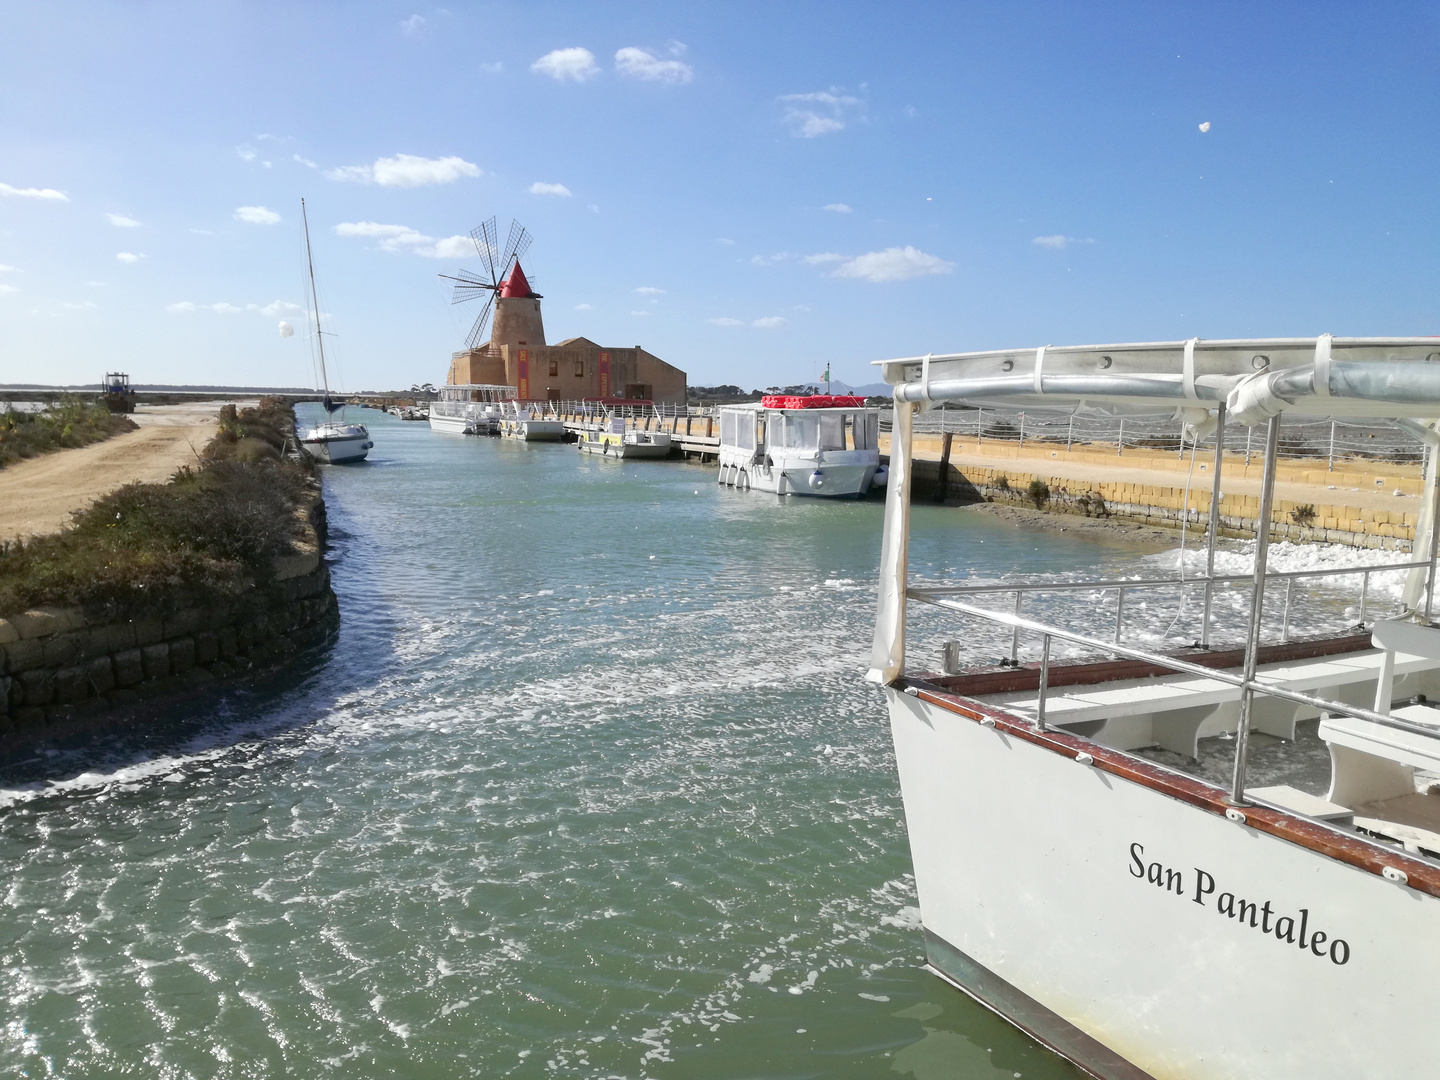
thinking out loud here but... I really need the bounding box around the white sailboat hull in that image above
[300,425,371,463]
[887,685,1440,1080]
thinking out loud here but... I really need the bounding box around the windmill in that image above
[439,217,540,349]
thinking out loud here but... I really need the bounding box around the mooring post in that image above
[1201,403,1227,647]
[936,430,954,504]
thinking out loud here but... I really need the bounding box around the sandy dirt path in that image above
[0,401,255,542]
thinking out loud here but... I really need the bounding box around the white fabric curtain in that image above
[867,399,914,684]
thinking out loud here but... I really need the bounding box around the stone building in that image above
[446,262,687,404]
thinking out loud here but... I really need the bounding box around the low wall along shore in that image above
[888,432,1424,550]
[0,489,337,741]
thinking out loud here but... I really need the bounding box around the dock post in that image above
[936,431,954,503]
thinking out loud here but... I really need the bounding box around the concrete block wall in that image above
[0,489,340,746]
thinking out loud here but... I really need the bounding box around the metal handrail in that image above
[916,558,1430,597]
[911,591,1440,744]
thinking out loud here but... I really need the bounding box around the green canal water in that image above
[0,407,1155,1079]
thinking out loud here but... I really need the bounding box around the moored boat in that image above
[428,384,514,436]
[295,199,370,465]
[868,335,1440,1079]
[576,416,672,458]
[499,401,565,442]
[717,395,882,497]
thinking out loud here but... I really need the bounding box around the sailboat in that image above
[296,198,372,464]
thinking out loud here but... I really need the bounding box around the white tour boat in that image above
[295,198,370,465]
[717,395,882,497]
[428,384,515,436]
[499,400,565,442]
[868,336,1440,1079]
[576,416,672,459]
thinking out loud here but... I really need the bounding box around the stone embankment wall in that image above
[905,458,1418,550]
[0,490,337,745]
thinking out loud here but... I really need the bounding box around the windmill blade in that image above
[502,220,532,270]
[442,269,496,305]
[470,217,499,283]
[464,293,495,349]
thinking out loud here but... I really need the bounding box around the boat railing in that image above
[907,581,1440,806]
[914,558,1432,661]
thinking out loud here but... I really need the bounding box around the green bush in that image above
[0,398,312,618]
[1027,479,1051,509]
[0,397,136,468]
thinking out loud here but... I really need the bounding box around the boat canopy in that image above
[873,336,1440,426]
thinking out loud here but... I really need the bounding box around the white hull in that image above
[888,685,1440,1080]
[717,451,877,498]
[576,431,672,459]
[300,426,371,463]
[428,412,472,434]
[501,418,565,442]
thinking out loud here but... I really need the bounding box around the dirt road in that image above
[0,402,255,542]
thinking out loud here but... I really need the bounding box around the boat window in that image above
[720,410,736,448]
[775,414,818,449]
[736,415,755,451]
[853,412,876,450]
[819,413,845,451]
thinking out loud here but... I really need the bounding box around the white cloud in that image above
[708,317,745,327]
[115,252,143,263]
[779,90,861,138]
[334,220,473,258]
[480,61,503,75]
[327,154,481,187]
[750,251,792,266]
[751,316,788,329]
[86,281,108,287]
[251,300,307,318]
[0,264,16,272]
[614,46,693,84]
[165,301,196,313]
[1032,235,1092,249]
[211,302,244,314]
[803,252,846,265]
[531,47,599,82]
[0,182,68,201]
[399,13,426,35]
[829,246,954,282]
[106,213,141,227]
[529,181,573,197]
[1199,121,1212,133]
[189,228,214,235]
[62,300,98,311]
[0,284,18,294]
[716,238,734,246]
[294,154,318,169]
[822,203,852,213]
[631,310,650,316]
[236,145,257,162]
[634,286,665,295]
[234,205,281,225]
[575,303,593,311]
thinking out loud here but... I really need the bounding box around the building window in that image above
[548,360,559,377]
[574,361,585,377]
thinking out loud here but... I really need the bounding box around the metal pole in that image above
[1328,421,1336,472]
[1066,414,1074,451]
[1201,403,1227,648]
[1427,439,1440,621]
[1117,419,1124,457]
[1281,578,1294,643]
[1010,592,1022,663]
[1245,426,1252,467]
[1360,572,1370,625]
[977,407,983,444]
[1036,634,1052,732]
[1113,588,1126,644]
[1231,414,1282,807]
[1019,413,1025,449]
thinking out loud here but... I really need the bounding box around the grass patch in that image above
[0,398,314,619]
[0,397,138,468]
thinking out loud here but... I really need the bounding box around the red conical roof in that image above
[499,260,532,298]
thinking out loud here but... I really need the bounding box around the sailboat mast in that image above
[300,198,330,396]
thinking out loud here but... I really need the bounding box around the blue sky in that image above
[2,1,1438,392]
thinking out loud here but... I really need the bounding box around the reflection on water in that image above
[0,407,1091,1078]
